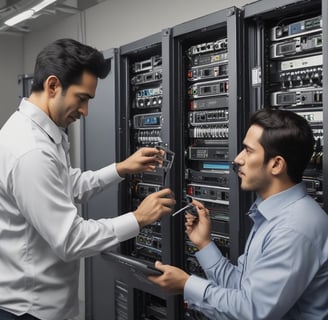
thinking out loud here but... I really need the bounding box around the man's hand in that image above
[185,199,212,250]
[116,147,165,177]
[133,188,175,228]
[148,261,189,294]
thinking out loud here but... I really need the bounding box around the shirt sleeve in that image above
[195,241,243,288]
[11,148,139,262]
[69,163,124,203]
[184,275,217,319]
[184,230,322,320]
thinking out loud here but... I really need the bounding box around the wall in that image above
[22,14,82,74]
[0,34,23,127]
[84,0,254,50]
[22,0,254,71]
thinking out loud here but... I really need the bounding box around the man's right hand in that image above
[185,199,212,250]
[133,188,175,228]
[116,147,165,177]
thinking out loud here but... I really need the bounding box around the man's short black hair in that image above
[31,38,111,92]
[249,107,315,183]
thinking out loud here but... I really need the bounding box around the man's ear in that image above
[44,75,60,97]
[271,156,287,176]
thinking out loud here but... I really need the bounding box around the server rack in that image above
[170,8,251,319]
[115,29,182,320]
[243,0,326,212]
[171,5,249,271]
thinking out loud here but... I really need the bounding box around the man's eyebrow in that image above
[242,142,255,151]
[78,92,94,99]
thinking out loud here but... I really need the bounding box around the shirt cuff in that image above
[96,163,124,186]
[110,212,140,242]
[184,274,210,306]
[195,241,223,269]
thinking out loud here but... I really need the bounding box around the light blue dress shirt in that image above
[0,99,140,320]
[184,183,328,319]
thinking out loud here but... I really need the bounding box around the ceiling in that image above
[0,0,107,35]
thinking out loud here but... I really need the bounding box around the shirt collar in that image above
[18,98,63,144]
[246,202,264,230]
[253,182,307,221]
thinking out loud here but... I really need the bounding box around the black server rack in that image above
[115,29,182,320]
[171,8,250,319]
[243,0,327,212]
[171,5,249,271]
[117,30,173,265]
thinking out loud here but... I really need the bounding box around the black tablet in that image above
[102,251,163,276]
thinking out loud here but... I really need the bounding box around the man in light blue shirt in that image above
[150,108,328,319]
[0,39,175,320]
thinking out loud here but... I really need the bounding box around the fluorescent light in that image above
[4,0,56,27]
[32,0,56,13]
[4,10,34,27]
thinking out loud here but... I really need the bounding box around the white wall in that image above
[84,0,254,50]
[0,34,23,127]
[23,13,82,74]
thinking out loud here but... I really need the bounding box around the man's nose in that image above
[233,151,244,167]
[234,152,241,164]
[79,104,88,117]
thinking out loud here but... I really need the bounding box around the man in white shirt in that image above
[0,38,175,320]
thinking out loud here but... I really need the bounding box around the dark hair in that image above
[249,107,315,183]
[31,38,110,92]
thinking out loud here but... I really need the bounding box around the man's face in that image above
[49,71,97,128]
[234,125,273,198]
